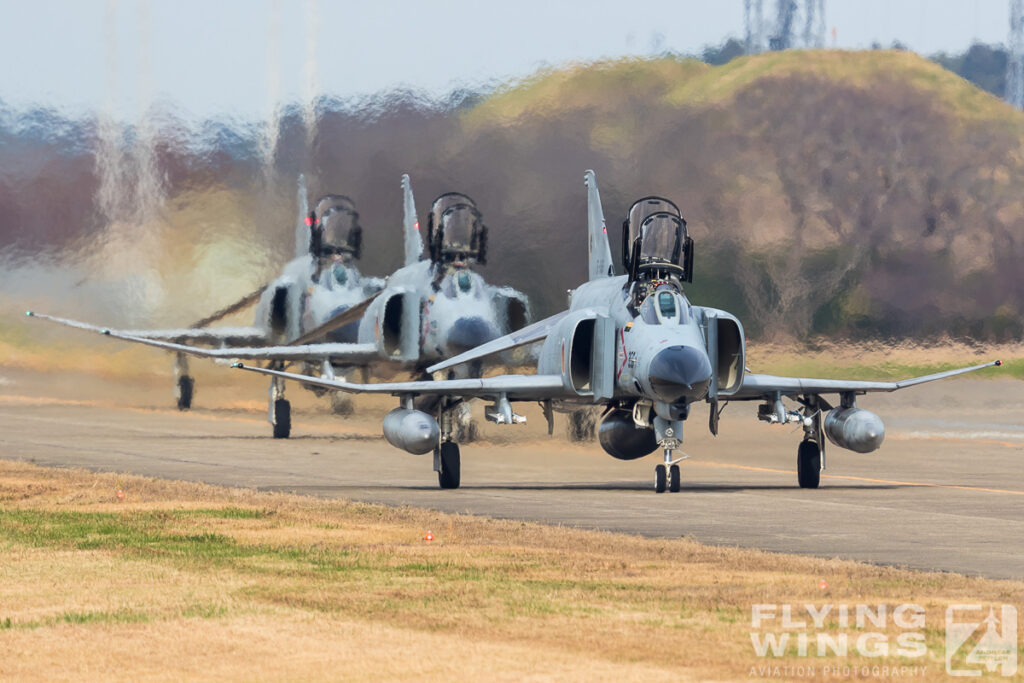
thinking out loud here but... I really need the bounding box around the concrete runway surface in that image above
[1,367,1022,579]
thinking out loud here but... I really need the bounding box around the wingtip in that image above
[231,362,244,369]
[995,359,1002,367]
[25,310,33,317]
[101,329,110,335]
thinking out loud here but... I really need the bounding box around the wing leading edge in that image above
[233,362,569,400]
[731,360,1002,400]
[26,311,266,345]
[27,311,379,364]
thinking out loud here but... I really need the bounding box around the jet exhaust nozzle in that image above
[382,408,440,455]
[446,316,500,354]
[646,345,713,403]
[823,407,885,453]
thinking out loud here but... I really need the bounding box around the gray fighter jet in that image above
[28,177,383,427]
[188,170,997,492]
[28,174,530,440]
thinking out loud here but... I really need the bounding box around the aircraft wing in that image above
[27,311,379,364]
[425,309,569,375]
[27,312,267,345]
[729,360,1002,400]
[234,362,570,400]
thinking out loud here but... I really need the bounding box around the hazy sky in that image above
[0,0,1012,121]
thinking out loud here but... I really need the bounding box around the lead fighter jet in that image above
[84,171,999,492]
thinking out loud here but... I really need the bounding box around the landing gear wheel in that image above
[272,399,291,439]
[669,464,681,493]
[797,440,821,489]
[438,442,461,489]
[176,375,194,411]
[329,392,353,416]
[654,464,667,493]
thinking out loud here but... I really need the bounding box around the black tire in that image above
[669,464,681,493]
[797,440,821,489]
[272,399,291,439]
[438,442,461,489]
[654,464,667,493]
[176,375,194,411]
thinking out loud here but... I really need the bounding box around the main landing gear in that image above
[269,373,291,439]
[174,353,194,411]
[797,440,821,489]
[796,395,825,489]
[434,399,462,489]
[759,394,826,489]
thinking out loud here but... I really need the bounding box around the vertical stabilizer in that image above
[402,174,423,267]
[585,169,615,280]
[295,174,310,258]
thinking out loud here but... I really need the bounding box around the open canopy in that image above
[622,197,693,283]
[427,193,487,264]
[638,212,687,269]
[313,194,362,259]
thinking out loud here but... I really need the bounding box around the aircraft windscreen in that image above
[639,214,684,266]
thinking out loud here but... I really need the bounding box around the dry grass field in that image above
[0,460,1021,681]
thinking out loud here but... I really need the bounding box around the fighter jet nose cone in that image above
[647,345,713,403]
[447,317,500,354]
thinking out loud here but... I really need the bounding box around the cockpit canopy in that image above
[622,197,693,283]
[427,192,487,264]
[312,194,362,260]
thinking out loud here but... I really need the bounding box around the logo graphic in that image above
[946,605,1017,677]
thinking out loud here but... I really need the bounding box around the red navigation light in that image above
[414,221,419,230]
[305,216,314,227]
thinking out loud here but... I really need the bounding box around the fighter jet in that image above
[195,170,998,492]
[28,177,384,429]
[28,174,530,440]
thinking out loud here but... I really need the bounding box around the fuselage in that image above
[536,275,720,410]
[357,259,529,370]
[252,254,382,344]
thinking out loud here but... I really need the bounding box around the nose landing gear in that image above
[652,415,687,493]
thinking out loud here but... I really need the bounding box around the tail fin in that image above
[402,173,423,267]
[585,169,614,280]
[294,174,310,258]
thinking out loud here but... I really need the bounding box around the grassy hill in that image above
[2,50,1022,344]
[458,50,1024,340]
